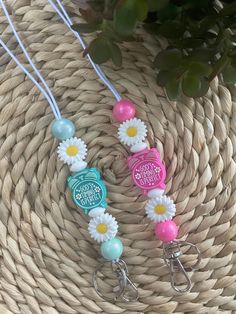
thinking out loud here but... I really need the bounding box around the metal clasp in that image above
[93,259,139,302]
[163,241,201,293]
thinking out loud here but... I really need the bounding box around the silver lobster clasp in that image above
[163,241,201,293]
[93,259,139,302]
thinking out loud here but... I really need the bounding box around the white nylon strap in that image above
[48,0,122,101]
[0,0,62,119]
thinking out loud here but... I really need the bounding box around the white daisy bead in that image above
[145,195,176,223]
[118,117,147,146]
[88,207,106,218]
[147,188,165,198]
[70,161,87,172]
[130,142,148,153]
[57,137,87,166]
[88,213,118,243]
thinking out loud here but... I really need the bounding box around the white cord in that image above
[0,38,61,119]
[48,0,122,101]
[53,0,120,94]
[0,0,60,118]
[54,1,112,88]
[0,0,61,119]
[49,0,118,90]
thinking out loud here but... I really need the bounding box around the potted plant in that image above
[72,0,236,100]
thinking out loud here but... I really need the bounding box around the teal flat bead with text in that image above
[67,167,107,214]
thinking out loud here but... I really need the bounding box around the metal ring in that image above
[121,276,139,302]
[178,241,202,271]
[93,260,127,302]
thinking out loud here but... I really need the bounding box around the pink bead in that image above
[128,148,166,194]
[112,99,136,122]
[155,220,178,243]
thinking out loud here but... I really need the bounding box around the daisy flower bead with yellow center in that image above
[88,213,118,243]
[118,117,147,146]
[57,137,87,166]
[145,196,176,223]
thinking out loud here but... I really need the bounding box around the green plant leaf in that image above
[165,80,181,101]
[156,70,171,87]
[147,0,169,11]
[187,62,211,76]
[157,3,180,21]
[231,58,236,69]
[134,0,148,21]
[157,21,185,38]
[220,2,236,16]
[154,49,182,70]
[231,35,236,43]
[114,0,137,36]
[176,38,204,49]
[229,48,236,57]
[143,22,160,34]
[188,48,215,62]
[223,16,236,28]
[101,20,123,42]
[76,0,236,99]
[222,63,236,83]
[182,74,203,97]
[103,0,118,19]
[72,23,101,33]
[198,15,217,33]
[87,37,110,64]
[108,41,122,66]
[156,67,186,87]
[190,77,210,97]
[208,53,229,81]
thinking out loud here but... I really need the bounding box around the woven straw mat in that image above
[0,1,236,313]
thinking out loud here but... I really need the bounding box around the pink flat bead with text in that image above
[128,148,166,194]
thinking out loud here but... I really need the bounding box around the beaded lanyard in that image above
[0,1,138,302]
[49,0,202,293]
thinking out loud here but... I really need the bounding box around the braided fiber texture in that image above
[0,0,236,313]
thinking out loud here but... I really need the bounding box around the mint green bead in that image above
[100,238,123,261]
[51,118,75,140]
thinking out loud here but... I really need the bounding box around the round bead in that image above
[155,220,178,243]
[88,207,106,218]
[51,118,75,140]
[70,161,87,172]
[100,237,123,261]
[130,142,148,153]
[147,188,165,198]
[112,99,136,122]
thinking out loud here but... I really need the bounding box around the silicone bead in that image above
[130,142,148,153]
[70,161,87,172]
[147,188,164,198]
[88,207,106,218]
[128,148,166,194]
[67,168,107,214]
[155,220,178,243]
[51,118,75,140]
[112,99,136,122]
[100,237,123,261]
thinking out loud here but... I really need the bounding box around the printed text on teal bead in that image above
[67,168,107,214]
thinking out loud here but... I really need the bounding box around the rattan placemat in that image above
[0,1,235,313]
